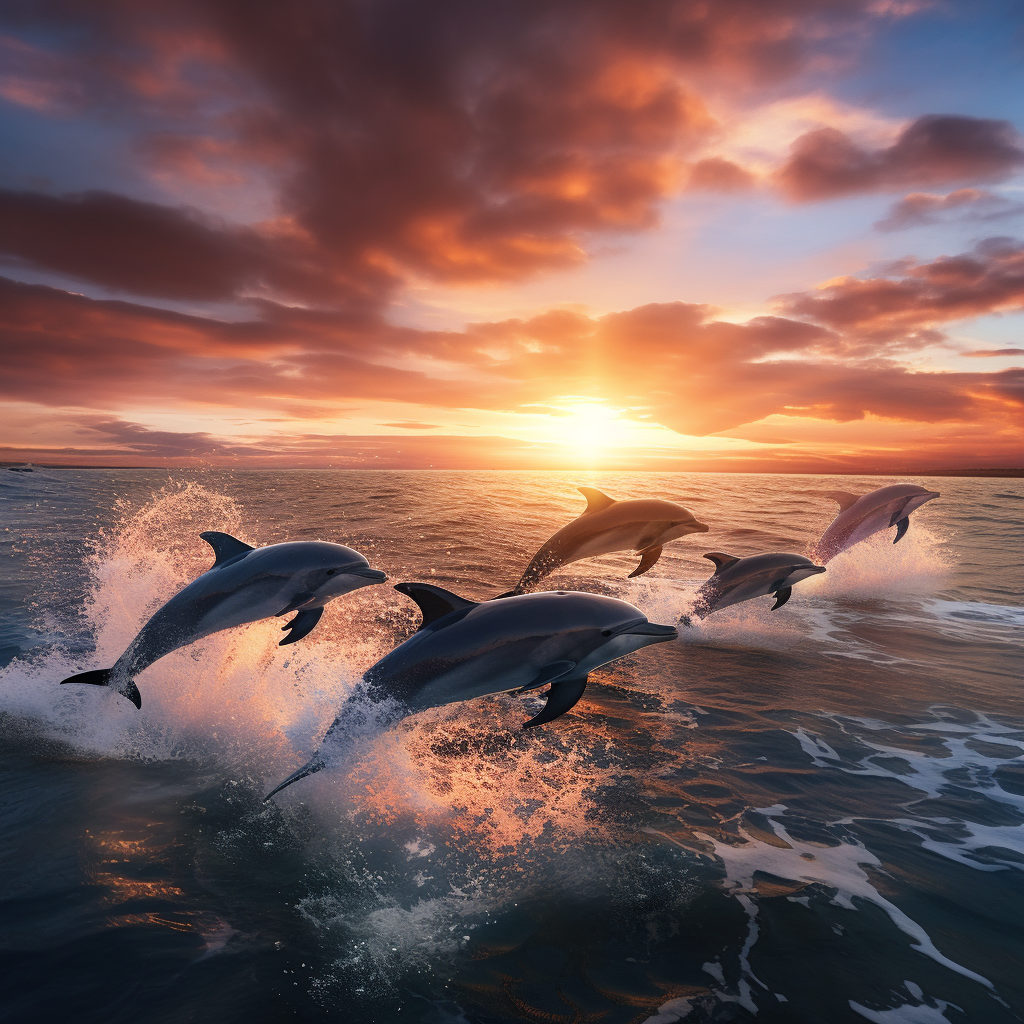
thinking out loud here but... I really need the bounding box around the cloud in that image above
[777,116,1024,201]
[377,421,443,430]
[875,188,1024,231]
[962,348,1024,358]
[779,237,1024,340]
[0,189,390,305]
[5,230,1021,450]
[0,0,917,300]
[78,419,262,458]
[686,157,756,192]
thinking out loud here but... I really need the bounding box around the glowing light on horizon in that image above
[557,402,622,454]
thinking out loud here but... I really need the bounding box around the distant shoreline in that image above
[4,463,1022,477]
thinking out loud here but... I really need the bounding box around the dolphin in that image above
[60,531,387,708]
[507,487,709,594]
[264,582,679,799]
[687,551,826,619]
[813,484,940,563]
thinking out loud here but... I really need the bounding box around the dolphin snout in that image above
[624,621,679,640]
[687,520,710,533]
[347,567,388,582]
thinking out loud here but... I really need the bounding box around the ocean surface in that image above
[1,468,1021,1024]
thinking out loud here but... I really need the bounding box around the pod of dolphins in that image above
[59,483,939,799]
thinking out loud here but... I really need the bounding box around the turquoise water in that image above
[1,469,1021,1023]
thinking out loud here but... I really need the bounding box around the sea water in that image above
[0,469,1021,1023]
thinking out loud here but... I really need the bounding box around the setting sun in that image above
[559,403,621,453]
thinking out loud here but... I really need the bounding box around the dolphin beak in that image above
[347,567,388,582]
[809,565,827,575]
[683,520,710,533]
[623,621,679,641]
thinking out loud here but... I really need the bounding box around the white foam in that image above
[849,995,961,1022]
[697,805,993,991]
[641,996,695,1023]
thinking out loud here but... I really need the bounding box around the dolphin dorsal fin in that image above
[395,582,477,631]
[200,531,254,567]
[578,487,617,515]
[704,552,741,572]
[822,490,860,512]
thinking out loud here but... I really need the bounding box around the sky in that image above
[1,0,1022,472]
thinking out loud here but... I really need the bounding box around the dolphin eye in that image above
[326,569,337,576]
[602,629,613,637]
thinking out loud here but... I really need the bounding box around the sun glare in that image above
[559,403,620,453]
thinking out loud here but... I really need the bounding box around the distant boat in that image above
[6,463,34,473]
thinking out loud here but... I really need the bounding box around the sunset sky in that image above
[1,0,1022,471]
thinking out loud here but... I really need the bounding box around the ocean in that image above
[0,468,1021,1023]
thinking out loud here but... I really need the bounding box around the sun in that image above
[558,402,620,454]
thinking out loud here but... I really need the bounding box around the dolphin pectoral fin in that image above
[522,676,588,729]
[276,591,316,616]
[263,754,327,801]
[628,545,663,579]
[280,607,324,646]
[394,582,477,631]
[200,531,254,568]
[893,517,910,544]
[517,660,576,694]
[771,587,792,610]
[60,669,141,709]
[578,487,617,514]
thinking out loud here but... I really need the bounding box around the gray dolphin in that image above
[687,551,826,620]
[60,532,387,708]
[814,484,940,563]
[508,487,709,594]
[264,582,678,799]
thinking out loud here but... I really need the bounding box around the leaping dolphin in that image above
[507,487,709,594]
[686,551,826,620]
[813,484,940,563]
[264,582,678,799]
[60,532,387,708]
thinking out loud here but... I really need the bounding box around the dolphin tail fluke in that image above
[60,669,142,709]
[263,754,327,801]
[522,676,588,729]
[280,606,324,645]
[771,587,792,610]
[628,545,663,579]
[893,517,909,544]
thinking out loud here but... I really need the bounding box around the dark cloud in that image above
[779,237,1024,341]
[0,189,390,305]
[778,116,1024,201]
[0,0,905,300]
[79,419,260,457]
[875,188,1024,232]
